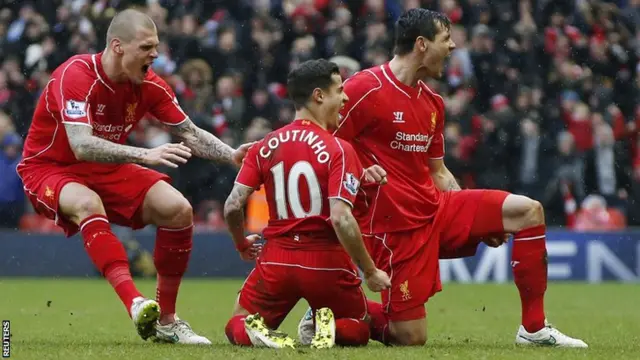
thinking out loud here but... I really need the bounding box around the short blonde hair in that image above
[106,9,156,44]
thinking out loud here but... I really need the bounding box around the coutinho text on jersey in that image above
[235,119,364,249]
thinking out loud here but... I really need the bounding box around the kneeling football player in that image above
[223,59,391,348]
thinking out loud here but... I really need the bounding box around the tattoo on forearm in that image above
[64,123,146,164]
[337,212,358,238]
[224,184,254,236]
[329,199,372,271]
[170,119,234,163]
[447,178,461,191]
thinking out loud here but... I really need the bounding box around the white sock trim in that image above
[79,216,109,231]
[157,224,194,232]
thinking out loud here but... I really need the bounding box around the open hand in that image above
[232,142,256,167]
[143,142,192,168]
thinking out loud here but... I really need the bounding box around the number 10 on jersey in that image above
[270,161,323,219]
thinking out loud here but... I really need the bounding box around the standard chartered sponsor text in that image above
[391,131,434,152]
[93,123,125,141]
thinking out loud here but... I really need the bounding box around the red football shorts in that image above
[238,239,367,329]
[18,162,169,237]
[365,189,509,322]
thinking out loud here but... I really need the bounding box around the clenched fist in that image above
[364,165,388,185]
[238,234,263,261]
[364,268,392,292]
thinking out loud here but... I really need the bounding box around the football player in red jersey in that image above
[17,9,252,344]
[297,9,587,348]
[223,59,391,349]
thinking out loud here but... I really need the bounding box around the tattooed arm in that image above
[224,183,255,249]
[65,123,192,167]
[64,123,147,164]
[329,199,377,276]
[168,118,236,164]
[428,158,462,191]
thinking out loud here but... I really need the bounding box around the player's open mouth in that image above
[142,64,150,74]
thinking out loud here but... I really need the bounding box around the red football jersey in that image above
[334,63,445,234]
[236,119,364,249]
[20,52,187,167]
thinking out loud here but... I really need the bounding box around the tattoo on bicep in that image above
[170,119,233,162]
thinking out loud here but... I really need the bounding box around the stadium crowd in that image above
[0,0,639,231]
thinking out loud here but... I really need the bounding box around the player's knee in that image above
[157,195,193,227]
[172,196,193,225]
[394,328,427,346]
[389,320,427,346]
[74,194,106,220]
[504,195,545,232]
[523,199,545,228]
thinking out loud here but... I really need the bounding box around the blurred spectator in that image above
[573,195,626,231]
[584,123,631,209]
[178,58,214,126]
[329,55,360,80]
[0,130,24,229]
[509,117,554,200]
[542,132,585,226]
[213,74,246,139]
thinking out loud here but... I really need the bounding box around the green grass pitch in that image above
[1,279,638,359]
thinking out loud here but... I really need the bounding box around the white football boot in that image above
[130,297,160,340]
[154,316,212,345]
[310,307,336,349]
[515,320,588,348]
[298,307,315,346]
[244,313,296,348]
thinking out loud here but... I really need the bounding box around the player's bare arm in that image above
[223,183,262,260]
[64,123,191,167]
[428,158,461,191]
[168,118,252,166]
[329,199,391,292]
[224,183,253,242]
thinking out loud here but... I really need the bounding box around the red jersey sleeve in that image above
[427,95,446,160]
[145,72,189,125]
[327,139,364,207]
[55,59,96,126]
[333,70,382,141]
[235,142,263,189]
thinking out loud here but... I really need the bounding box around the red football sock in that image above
[154,225,193,323]
[80,214,141,314]
[366,300,391,345]
[512,224,547,333]
[225,315,252,346]
[336,318,370,346]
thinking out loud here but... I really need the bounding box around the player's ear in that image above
[312,87,324,104]
[113,39,124,55]
[416,36,427,52]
